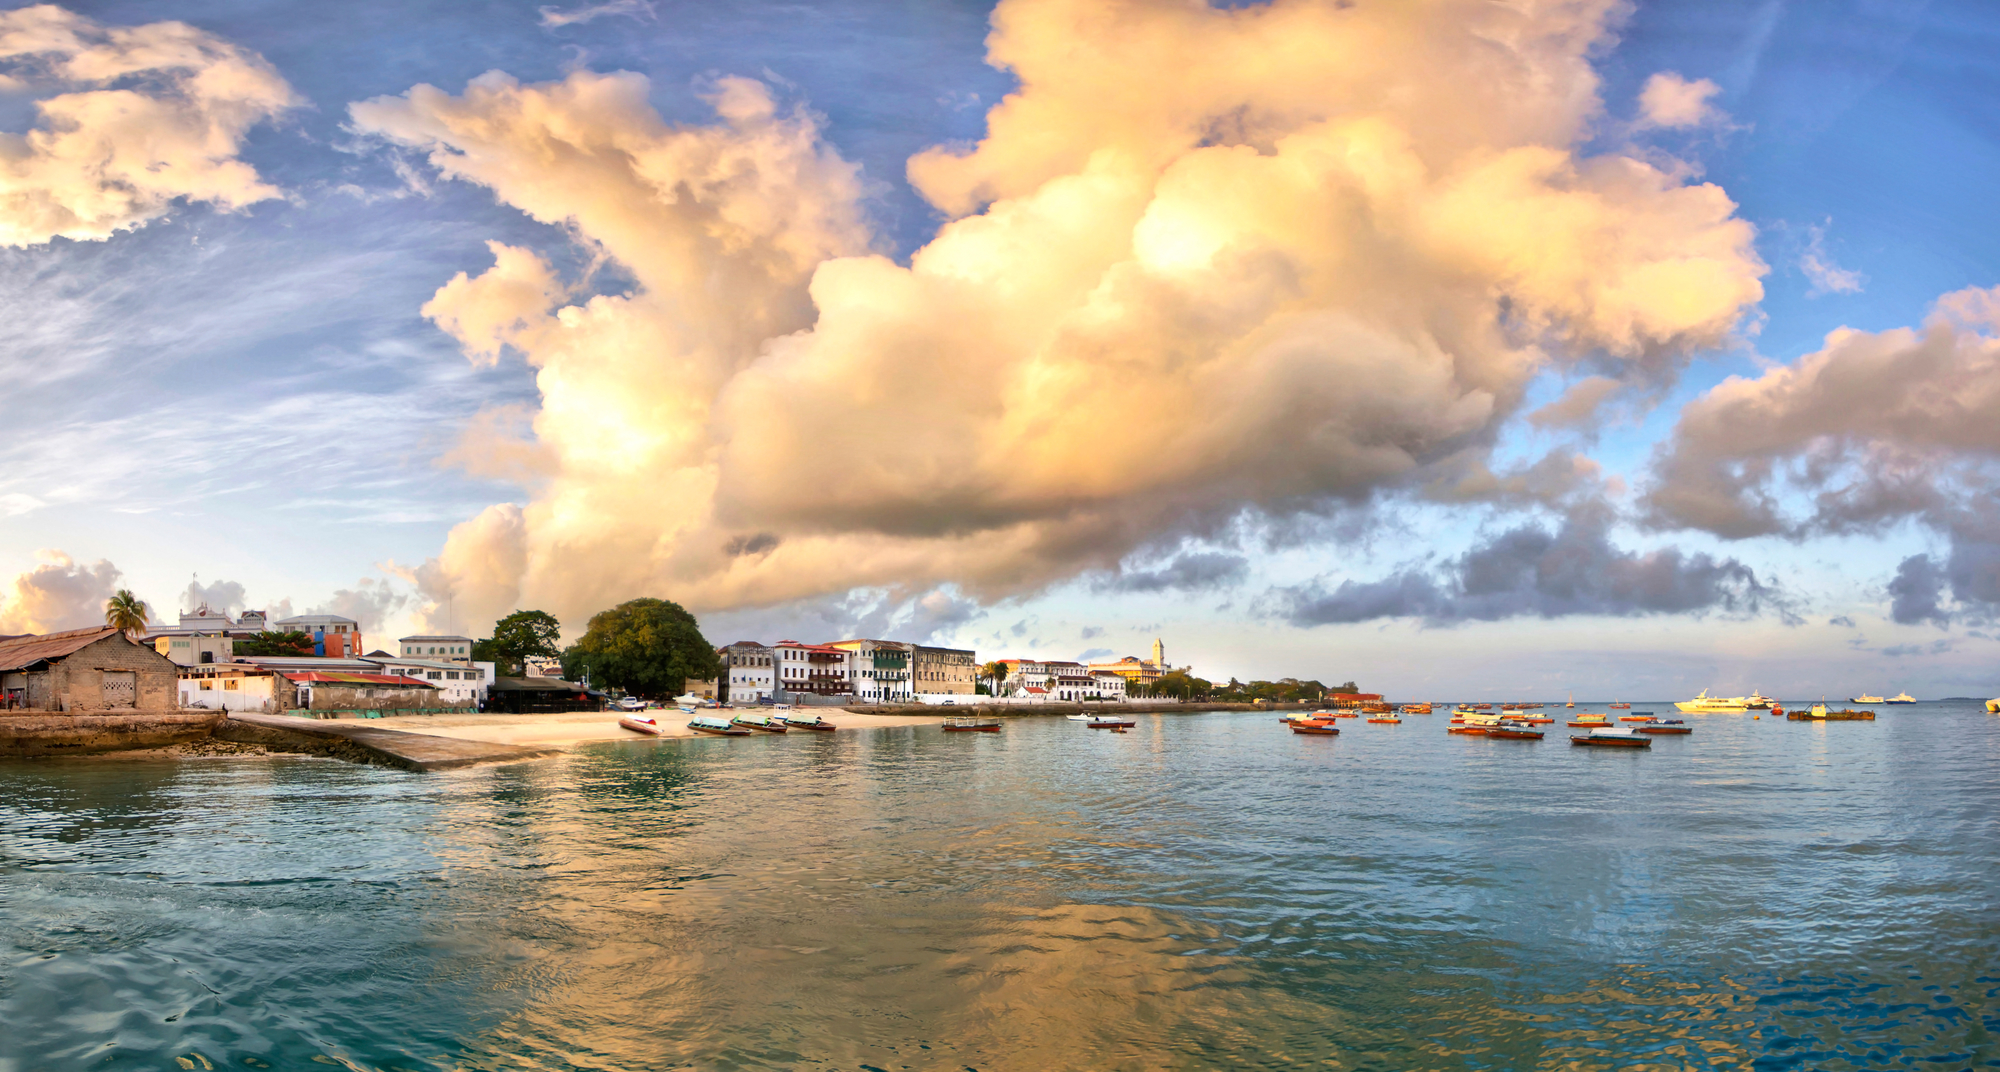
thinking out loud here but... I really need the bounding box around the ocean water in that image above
[2,702,1997,1071]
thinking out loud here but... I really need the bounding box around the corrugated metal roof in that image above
[0,626,122,672]
[285,671,437,687]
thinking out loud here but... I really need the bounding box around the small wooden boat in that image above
[1448,725,1489,735]
[619,715,668,736]
[1084,715,1136,728]
[1486,722,1544,740]
[943,716,1002,732]
[1516,715,1554,724]
[1567,714,1609,728]
[1636,719,1692,734]
[687,715,751,736]
[1570,727,1650,747]
[1472,703,1492,710]
[1290,719,1339,735]
[1366,715,1401,724]
[1609,701,1631,710]
[1282,710,1334,724]
[731,714,788,733]
[1400,703,1432,714]
[1332,712,1359,719]
[781,713,837,731]
[1618,715,1652,722]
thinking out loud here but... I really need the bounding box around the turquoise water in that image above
[3,703,1997,1070]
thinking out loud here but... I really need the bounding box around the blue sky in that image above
[0,0,1996,699]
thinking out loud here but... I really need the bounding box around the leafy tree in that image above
[104,589,149,638]
[235,631,315,656]
[980,659,1010,695]
[474,610,565,675]
[561,598,721,698]
[1153,671,1211,701]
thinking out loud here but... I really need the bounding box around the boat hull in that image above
[1366,717,1401,724]
[782,719,836,732]
[1290,724,1339,735]
[618,717,667,736]
[689,725,751,736]
[1487,728,1543,740]
[1636,725,1692,734]
[1567,720,1608,728]
[942,725,1000,732]
[1571,734,1650,747]
[732,721,787,733]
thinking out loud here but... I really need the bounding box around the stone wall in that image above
[303,684,466,711]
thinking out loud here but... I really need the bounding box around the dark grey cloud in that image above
[1080,625,1103,639]
[1888,553,1948,626]
[1097,552,1249,594]
[1272,512,1785,626]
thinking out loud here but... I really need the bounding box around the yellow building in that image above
[1089,640,1172,687]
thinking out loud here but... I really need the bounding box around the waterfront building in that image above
[720,641,776,702]
[397,635,474,664]
[0,627,181,711]
[361,653,495,706]
[177,664,284,712]
[829,639,912,701]
[274,614,364,658]
[1090,671,1128,701]
[911,644,977,696]
[771,640,854,697]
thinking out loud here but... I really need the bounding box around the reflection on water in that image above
[3,704,1998,1070]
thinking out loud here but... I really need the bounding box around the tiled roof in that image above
[0,626,122,672]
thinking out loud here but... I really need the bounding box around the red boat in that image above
[1448,725,1489,735]
[619,715,668,736]
[1291,720,1340,735]
[1486,723,1544,740]
[1609,702,1631,710]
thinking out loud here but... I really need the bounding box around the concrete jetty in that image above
[217,712,559,772]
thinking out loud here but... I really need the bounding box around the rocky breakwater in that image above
[0,709,228,757]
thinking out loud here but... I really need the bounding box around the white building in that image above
[1090,671,1128,701]
[398,635,474,665]
[829,639,912,701]
[177,664,283,711]
[720,641,776,703]
[363,655,494,706]
[770,640,853,697]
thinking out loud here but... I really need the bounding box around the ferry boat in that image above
[1884,692,1916,704]
[731,714,788,733]
[1635,718,1692,735]
[1291,719,1340,735]
[1745,690,1775,710]
[1570,726,1651,748]
[688,715,751,736]
[618,715,668,736]
[1567,713,1609,728]
[1849,693,1885,704]
[942,716,1002,732]
[781,713,837,731]
[1486,721,1544,740]
[1675,689,1750,713]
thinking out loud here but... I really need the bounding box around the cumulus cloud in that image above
[1636,72,1722,130]
[180,576,246,616]
[1645,284,2000,619]
[0,5,297,246]
[0,550,125,633]
[1528,376,1623,429]
[1272,508,1782,626]
[354,0,1765,630]
[308,578,407,636]
[1097,551,1249,593]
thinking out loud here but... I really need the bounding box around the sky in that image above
[0,0,1996,700]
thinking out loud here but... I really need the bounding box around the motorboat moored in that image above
[1789,704,1874,721]
[1884,692,1916,704]
[943,717,1002,732]
[1366,715,1402,724]
[1084,715,1137,728]
[1487,721,1544,740]
[782,713,837,731]
[1570,726,1651,747]
[688,715,751,736]
[1636,718,1692,734]
[1567,713,1610,727]
[1291,719,1340,735]
[731,714,788,733]
[1745,690,1775,710]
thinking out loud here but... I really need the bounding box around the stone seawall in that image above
[839,701,1318,717]
[0,710,227,757]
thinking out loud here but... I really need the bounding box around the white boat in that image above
[1883,692,1916,704]
[1675,689,1750,713]
[1745,690,1774,710]
[1849,693,1885,704]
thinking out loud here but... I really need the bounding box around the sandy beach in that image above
[359,708,950,748]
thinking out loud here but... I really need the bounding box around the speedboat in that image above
[1567,713,1610,728]
[619,714,667,736]
[942,717,1002,732]
[1850,693,1885,704]
[1676,689,1750,713]
[1884,692,1916,704]
[688,715,751,736]
[1570,726,1651,747]
[1084,715,1137,728]
[1282,710,1333,724]
[1636,718,1692,735]
[782,713,837,731]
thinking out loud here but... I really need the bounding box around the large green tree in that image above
[235,630,314,656]
[473,610,565,675]
[561,599,720,698]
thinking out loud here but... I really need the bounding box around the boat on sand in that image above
[619,715,668,736]
[731,714,788,733]
[781,713,837,731]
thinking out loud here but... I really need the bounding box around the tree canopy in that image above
[473,609,565,675]
[235,630,314,656]
[104,590,149,638]
[560,598,720,698]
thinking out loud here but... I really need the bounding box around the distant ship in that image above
[1745,690,1774,710]
[1675,689,1750,713]
[1850,693,1886,704]
[1883,692,1916,704]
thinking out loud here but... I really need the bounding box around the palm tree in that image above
[104,589,150,639]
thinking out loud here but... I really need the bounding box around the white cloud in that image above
[0,5,298,247]
[538,0,655,29]
[353,0,1766,631]
[1637,71,1723,130]
[1800,223,1864,296]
